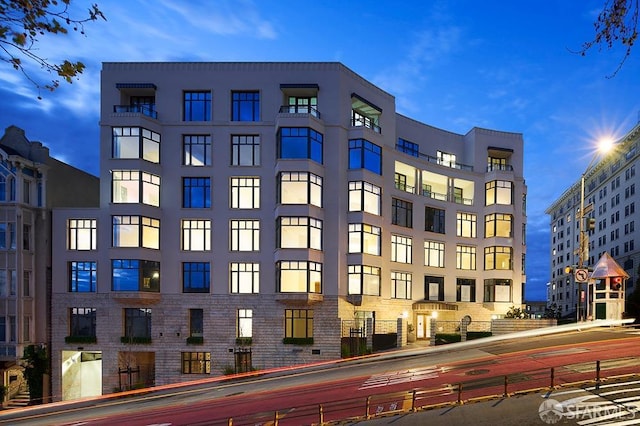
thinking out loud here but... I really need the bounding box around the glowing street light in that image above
[577,139,614,321]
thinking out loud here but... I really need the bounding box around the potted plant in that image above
[407,323,416,343]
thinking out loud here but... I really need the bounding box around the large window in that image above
[425,206,445,234]
[456,245,476,270]
[277,261,322,293]
[183,135,211,166]
[456,213,476,238]
[348,223,381,255]
[112,127,160,163]
[348,139,382,174]
[277,217,322,250]
[68,219,97,250]
[182,219,211,251]
[424,240,445,268]
[349,181,381,215]
[232,91,260,121]
[183,177,211,208]
[69,261,97,292]
[278,127,323,163]
[184,91,211,121]
[392,198,412,228]
[484,279,511,302]
[230,220,260,251]
[348,265,380,295]
[183,262,210,293]
[112,170,160,207]
[391,235,412,263]
[279,172,322,207]
[485,213,513,238]
[124,308,152,340]
[238,309,253,338]
[425,276,444,301]
[437,151,456,168]
[457,278,476,302]
[484,246,513,270]
[112,260,160,292]
[486,180,513,205]
[189,309,203,337]
[285,309,313,339]
[230,177,260,209]
[391,271,412,299]
[230,262,260,293]
[397,138,419,157]
[182,352,211,374]
[231,135,260,166]
[112,215,160,249]
[287,95,318,116]
[69,307,96,338]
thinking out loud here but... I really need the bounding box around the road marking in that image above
[359,367,440,390]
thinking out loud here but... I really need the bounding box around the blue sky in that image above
[1,0,639,301]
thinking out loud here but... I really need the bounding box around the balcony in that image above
[113,105,157,119]
[279,105,321,119]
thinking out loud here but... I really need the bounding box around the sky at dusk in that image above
[1,0,639,301]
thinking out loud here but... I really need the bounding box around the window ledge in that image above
[111,292,161,305]
[276,293,323,306]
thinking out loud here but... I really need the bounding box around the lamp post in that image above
[576,139,613,321]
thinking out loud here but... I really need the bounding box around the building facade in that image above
[546,123,640,319]
[51,62,527,400]
[0,126,98,401]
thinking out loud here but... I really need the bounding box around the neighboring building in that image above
[0,126,98,401]
[546,122,640,320]
[524,300,547,319]
[51,62,527,400]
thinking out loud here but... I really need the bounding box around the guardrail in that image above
[213,357,640,425]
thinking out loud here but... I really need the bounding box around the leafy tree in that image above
[21,344,48,404]
[0,0,105,94]
[504,305,530,319]
[577,0,639,77]
[543,303,562,320]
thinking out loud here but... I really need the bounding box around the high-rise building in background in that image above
[546,123,639,319]
[0,126,98,402]
[51,62,527,400]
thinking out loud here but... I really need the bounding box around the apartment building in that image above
[50,62,527,400]
[546,122,640,319]
[0,126,98,400]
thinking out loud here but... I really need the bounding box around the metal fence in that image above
[210,358,640,425]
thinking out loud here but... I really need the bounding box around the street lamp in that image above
[577,139,614,321]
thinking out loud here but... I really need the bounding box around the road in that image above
[2,324,640,425]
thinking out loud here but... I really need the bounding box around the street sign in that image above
[578,203,594,217]
[575,268,589,283]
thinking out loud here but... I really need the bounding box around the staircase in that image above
[4,390,30,409]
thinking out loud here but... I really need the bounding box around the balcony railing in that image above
[279,105,321,119]
[394,181,415,193]
[394,144,473,171]
[351,116,381,134]
[113,105,158,119]
[487,164,514,172]
[422,188,473,205]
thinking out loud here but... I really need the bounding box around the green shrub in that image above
[186,336,203,345]
[435,333,461,345]
[467,331,492,340]
[235,337,252,346]
[120,336,152,344]
[65,335,97,344]
[282,337,314,345]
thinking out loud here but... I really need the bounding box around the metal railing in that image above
[211,358,640,425]
[278,105,321,118]
[113,105,158,119]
